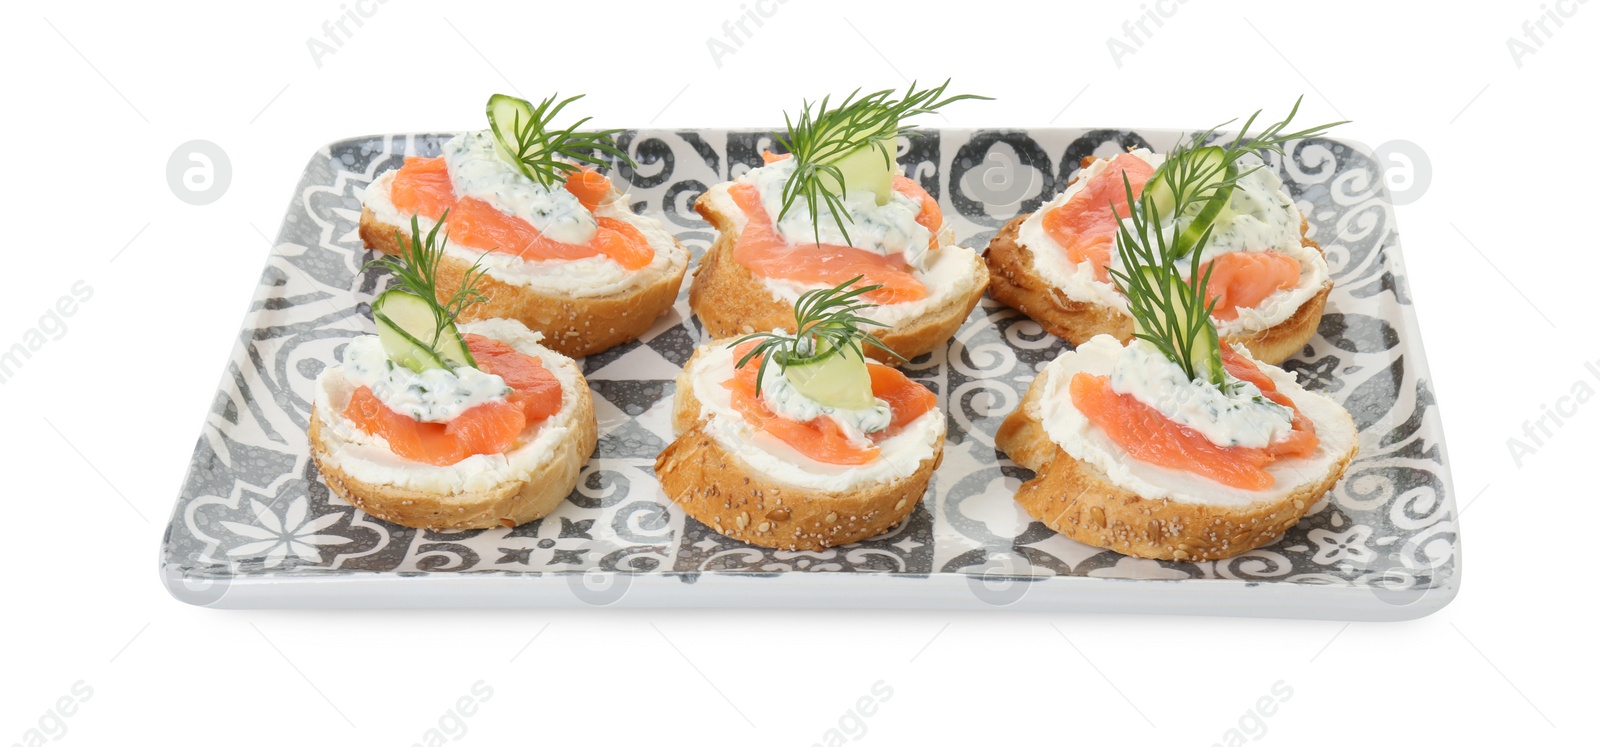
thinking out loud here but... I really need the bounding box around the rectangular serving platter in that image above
[159,127,1459,619]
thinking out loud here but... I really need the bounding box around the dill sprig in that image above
[1110,186,1226,386]
[486,93,636,187]
[1108,98,1345,387]
[365,213,489,368]
[1149,96,1346,261]
[774,80,989,244]
[730,277,903,395]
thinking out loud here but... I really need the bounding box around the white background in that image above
[2,0,1594,744]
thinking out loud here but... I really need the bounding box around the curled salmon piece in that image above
[387,157,653,271]
[563,167,612,212]
[342,334,563,466]
[722,342,937,466]
[390,157,455,219]
[1069,349,1318,490]
[464,333,563,423]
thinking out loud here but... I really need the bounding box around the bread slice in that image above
[984,213,1331,365]
[995,363,1358,562]
[359,208,687,359]
[654,342,943,550]
[309,322,598,530]
[688,192,988,364]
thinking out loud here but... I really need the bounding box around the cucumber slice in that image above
[1194,324,1225,385]
[1132,268,1225,385]
[373,309,447,373]
[371,290,475,372]
[782,341,877,410]
[486,93,539,169]
[825,135,896,206]
[1144,146,1237,256]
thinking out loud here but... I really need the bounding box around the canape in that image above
[311,219,598,530]
[360,93,689,358]
[996,105,1358,561]
[986,99,1342,364]
[690,81,990,364]
[656,280,945,550]
[997,334,1358,561]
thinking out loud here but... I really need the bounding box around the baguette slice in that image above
[995,350,1358,562]
[359,166,689,359]
[654,342,943,551]
[688,190,988,365]
[984,213,1331,366]
[310,320,598,530]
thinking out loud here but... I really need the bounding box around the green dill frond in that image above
[486,93,636,186]
[1150,95,1347,260]
[364,212,488,367]
[1110,97,1345,386]
[729,277,902,395]
[1109,181,1226,387]
[774,80,990,244]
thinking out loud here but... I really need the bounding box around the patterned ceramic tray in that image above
[158,128,1459,619]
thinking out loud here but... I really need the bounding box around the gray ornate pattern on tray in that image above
[158,128,1459,617]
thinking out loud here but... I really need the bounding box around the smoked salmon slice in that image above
[1219,347,1317,458]
[342,334,564,466]
[386,157,653,271]
[1069,351,1319,490]
[1041,153,1156,282]
[1202,251,1302,321]
[563,167,612,212]
[465,333,563,423]
[869,363,937,431]
[726,182,927,305]
[723,343,937,466]
[390,157,455,219]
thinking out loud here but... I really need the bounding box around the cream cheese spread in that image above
[340,335,511,423]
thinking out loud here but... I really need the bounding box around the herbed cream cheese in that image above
[441,130,596,246]
[314,319,585,493]
[363,161,685,299]
[745,156,934,267]
[1015,149,1329,336]
[755,349,892,441]
[341,335,511,423]
[1108,339,1293,450]
[685,342,943,491]
[1033,335,1356,507]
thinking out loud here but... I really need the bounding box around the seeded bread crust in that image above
[359,208,687,359]
[983,212,1330,365]
[308,347,598,531]
[994,371,1358,561]
[654,343,943,550]
[688,191,988,365]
